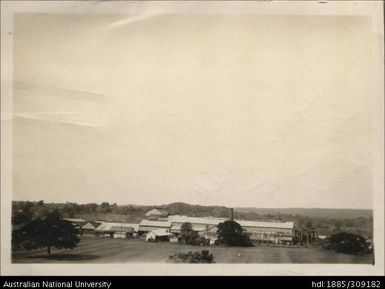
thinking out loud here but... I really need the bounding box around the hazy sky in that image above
[13,13,377,208]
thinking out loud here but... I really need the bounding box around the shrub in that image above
[168,250,215,263]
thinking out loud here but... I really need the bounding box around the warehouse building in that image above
[95,222,138,238]
[138,220,171,233]
[166,215,294,244]
[237,220,294,244]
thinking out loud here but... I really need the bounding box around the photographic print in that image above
[1,1,383,276]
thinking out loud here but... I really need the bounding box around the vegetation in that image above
[168,250,215,263]
[217,220,252,247]
[179,222,200,245]
[12,201,373,238]
[12,211,80,256]
[323,232,369,255]
[12,206,33,225]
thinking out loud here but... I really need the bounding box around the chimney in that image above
[230,208,234,221]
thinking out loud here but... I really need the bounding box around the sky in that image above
[12,13,377,209]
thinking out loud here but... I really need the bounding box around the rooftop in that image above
[167,215,294,229]
[95,222,139,232]
[139,220,171,227]
[145,208,169,217]
[62,218,86,223]
[167,215,227,226]
[238,220,294,229]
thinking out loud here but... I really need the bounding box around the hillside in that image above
[233,207,372,219]
[162,202,372,220]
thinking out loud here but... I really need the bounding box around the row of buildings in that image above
[64,208,295,245]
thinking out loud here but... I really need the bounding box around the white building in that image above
[139,220,171,233]
[165,215,294,244]
[145,229,174,242]
[95,222,138,238]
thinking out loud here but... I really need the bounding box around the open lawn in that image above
[12,237,374,264]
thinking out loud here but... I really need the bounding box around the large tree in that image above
[327,232,368,254]
[99,202,111,214]
[12,206,33,225]
[179,222,199,245]
[217,220,252,247]
[12,211,80,256]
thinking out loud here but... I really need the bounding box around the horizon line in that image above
[12,199,373,211]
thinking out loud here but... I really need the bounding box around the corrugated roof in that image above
[238,220,294,229]
[167,215,226,225]
[95,222,139,232]
[139,220,171,227]
[171,223,209,232]
[167,215,293,230]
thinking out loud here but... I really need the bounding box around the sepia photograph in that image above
[1,1,384,276]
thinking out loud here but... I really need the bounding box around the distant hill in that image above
[233,207,373,219]
[12,200,372,221]
[160,203,373,236]
[163,202,230,218]
[161,202,372,220]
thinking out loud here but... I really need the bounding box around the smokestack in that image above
[230,208,234,221]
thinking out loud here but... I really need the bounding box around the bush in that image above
[325,232,368,255]
[168,250,215,263]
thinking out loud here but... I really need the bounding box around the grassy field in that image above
[12,237,374,264]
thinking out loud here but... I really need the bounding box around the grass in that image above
[12,237,374,264]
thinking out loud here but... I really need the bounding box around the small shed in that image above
[146,229,174,242]
[139,220,171,233]
[81,221,102,235]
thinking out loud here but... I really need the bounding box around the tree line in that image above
[12,200,373,238]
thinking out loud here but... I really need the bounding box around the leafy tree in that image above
[179,222,199,245]
[12,210,33,225]
[87,203,98,214]
[34,201,50,219]
[110,203,118,213]
[12,202,33,226]
[306,221,314,230]
[62,202,77,218]
[326,232,368,254]
[217,220,252,247]
[12,211,80,256]
[99,202,111,214]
